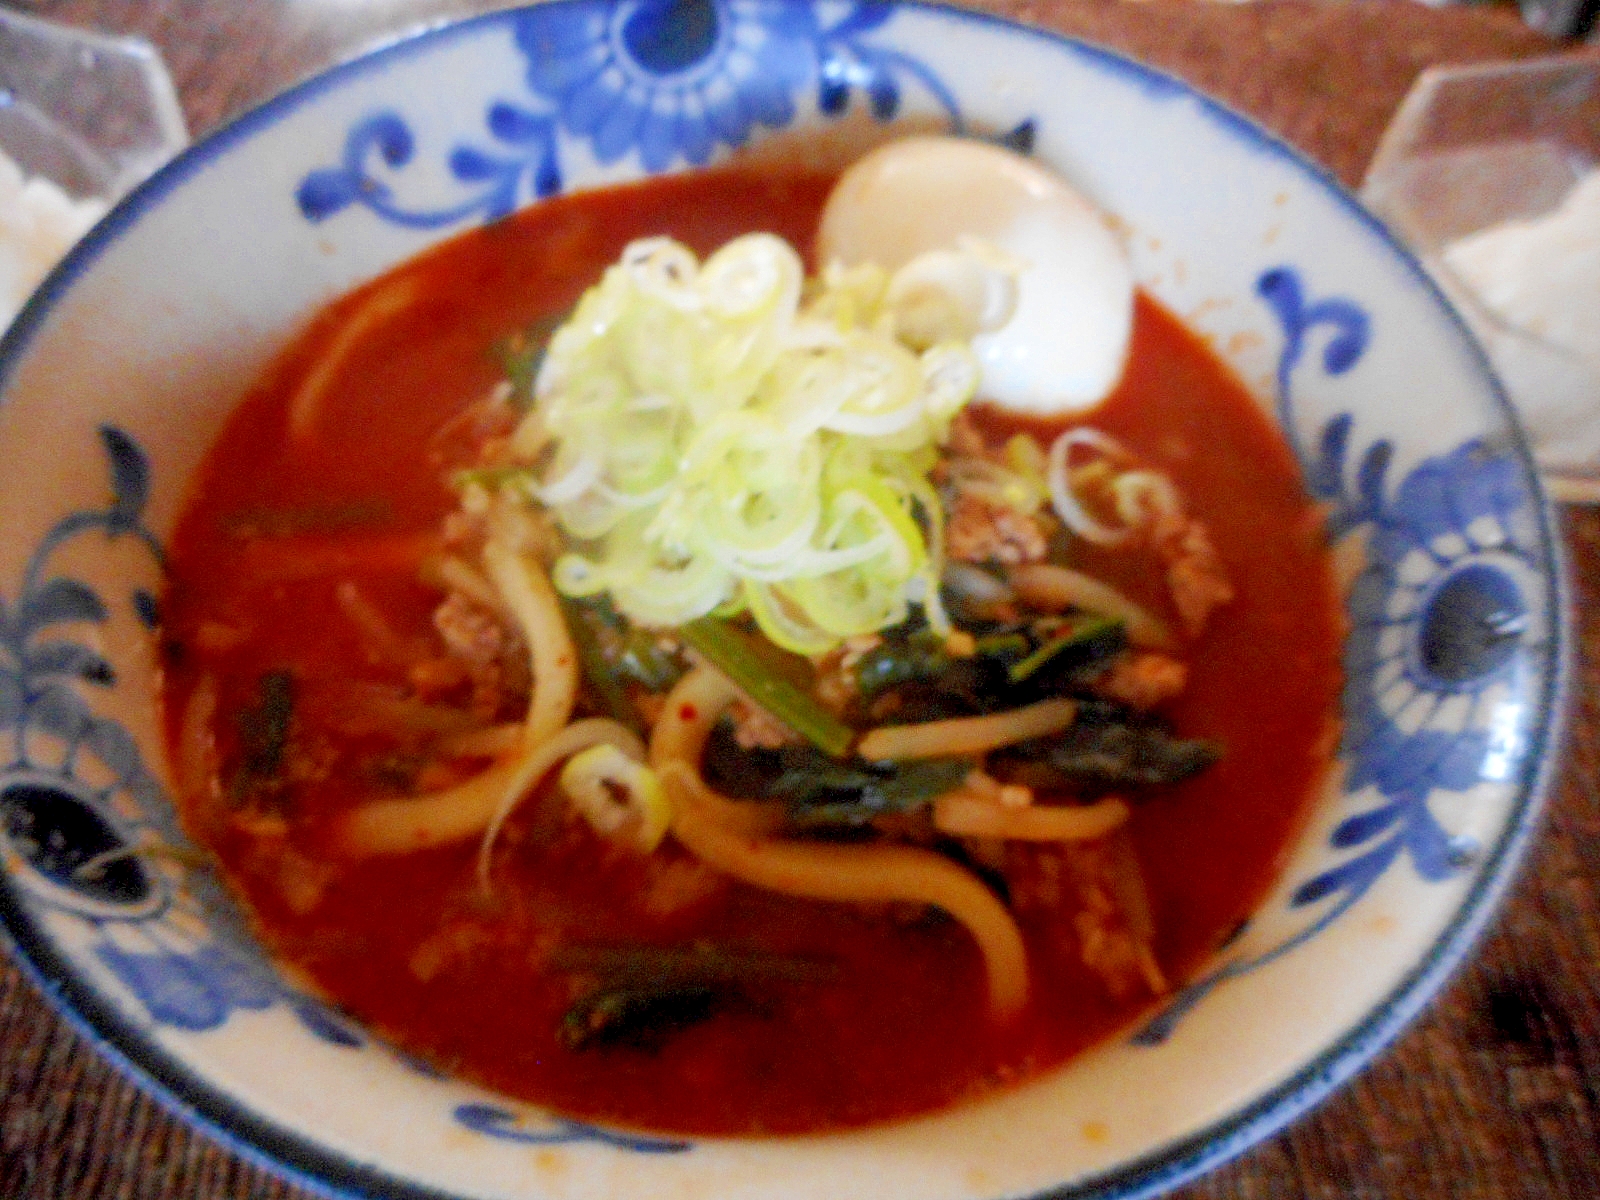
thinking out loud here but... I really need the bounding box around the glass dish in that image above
[0,8,187,200]
[0,9,187,331]
[1361,55,1600,499]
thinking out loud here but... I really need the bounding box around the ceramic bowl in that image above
[0,3,1566,1198]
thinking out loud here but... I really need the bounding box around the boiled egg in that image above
[816,136,1134,416]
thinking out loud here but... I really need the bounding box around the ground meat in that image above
[1062,836,1166,998]
[430,590,524,716]
[1149,509,1234,636]
[1093,652,1189,710]
[1004,839,1165,1000]
[275,845,339,916]
[1070,880,1155,1001]
[434,591,507,667]
[634,856,728,921]
[727,694,803,750]
[633,690,667,729]
[231,810,339,916]
[407,921,497,983]
[947,410,988,457]
[946,493,1050,566]
[405,656,470,696]
[812,635,878,715]
[1005,842,1068,913]
[440,508,487,550]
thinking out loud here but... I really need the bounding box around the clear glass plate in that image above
[0,8,187,201]
[1361,56,1600,500]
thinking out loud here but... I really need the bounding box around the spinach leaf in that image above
[559,983,719,1052]
[552,942,838,1052]
[495,308,569,413]
[229,669,295,804]
[990,703,1220,792]
[854,615,1125,723]
[772,748,971,829]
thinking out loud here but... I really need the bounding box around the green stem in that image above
[1007,615,1124,683]
[680,617,855,758]
[558,598,644,736]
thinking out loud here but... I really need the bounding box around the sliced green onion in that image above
[559,743,671,853]
[473,233,982,652]
[975,631,1031,660]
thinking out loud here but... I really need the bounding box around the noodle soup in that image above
[159,157,1340,1136]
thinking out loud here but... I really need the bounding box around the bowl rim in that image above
[0,3,1571,1199]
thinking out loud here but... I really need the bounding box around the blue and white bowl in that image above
[0,3,1566,1198]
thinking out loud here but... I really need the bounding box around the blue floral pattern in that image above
[454,1103,690,1153]
[297,0,972,228]
[516,0,817,170]
[0,429,365,1045]
[0,426,698,1151]
[0,2,1565,1193]
[1339,445,1536,801]
[1136,267,1546,1043]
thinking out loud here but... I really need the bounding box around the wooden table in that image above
[2,0,1596,1196]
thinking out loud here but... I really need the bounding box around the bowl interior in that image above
[0,5,1564,1200]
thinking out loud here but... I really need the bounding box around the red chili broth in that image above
[160,165,1342,1136]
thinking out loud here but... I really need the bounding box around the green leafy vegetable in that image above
[559,597,642,734]
[852,616,1123,724]
[853,630,961,701]
[558,983,720,1052]
[550,942,837,986]
[558,596,685,735]
[230,670,295,803]
[221,498,392,540]
[679,617,854,757]
[1006,615,1125,683]
[771,751,972,828]
[450,465,537,491]
[495,309,569,414]
[552,942,838,1052]
[853,628,1030,703]
[990,705,1220,791]
[614,629,684,694]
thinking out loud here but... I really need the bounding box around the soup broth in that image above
[161,164,1340,1135]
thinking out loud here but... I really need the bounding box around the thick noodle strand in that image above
[483,539,578,749]
[646,667,790,836]
[288,274,423,443]
[1008,562,1174,649]
[856,697,1078,761]
[331,719,642,858]
[664,765,1028,1021]
[932,791,1129,841]
[474,719,645,888]
[653,668,1028,1020]
[332,758,521,856]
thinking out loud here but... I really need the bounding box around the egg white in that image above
[816,136,1135,416]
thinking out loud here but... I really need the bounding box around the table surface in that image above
[1,0,1597,1197]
